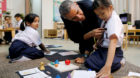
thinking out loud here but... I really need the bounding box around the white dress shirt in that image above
[12,26,42,47]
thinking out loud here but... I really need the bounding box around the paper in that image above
[128,72,140,77]
[45,45,62,48]
[44,51,57,55]
[19,68,41,76]
[48,61,79,72]
[23,72,51,78]
[71,70,96,78]
[59,51,78,56]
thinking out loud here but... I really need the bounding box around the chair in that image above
[123,24,128,50]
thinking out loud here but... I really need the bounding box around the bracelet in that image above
[84,54,88,58]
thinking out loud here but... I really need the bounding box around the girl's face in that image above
[30,17,39,30]
[94,5,113,21]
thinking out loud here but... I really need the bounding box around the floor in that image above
[0,38,140,67]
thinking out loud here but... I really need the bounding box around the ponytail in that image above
[20,20,25,31]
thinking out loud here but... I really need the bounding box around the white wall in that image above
[42,0,53,37]
[112,0,140,25]
[7,0,25,22]
[31,0,42,36]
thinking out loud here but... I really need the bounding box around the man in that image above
[59,0,104,63]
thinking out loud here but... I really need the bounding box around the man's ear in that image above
[109,5,113,10]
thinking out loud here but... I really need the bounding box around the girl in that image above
[85,0,124,77]
[9,13,50,62]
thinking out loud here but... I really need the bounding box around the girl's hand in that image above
[96,65,111,78]
[44,49,50,54]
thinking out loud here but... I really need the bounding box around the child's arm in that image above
[39,43,50,54]
[96,34,118,78]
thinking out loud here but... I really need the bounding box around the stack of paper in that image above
[48,61,79,72]
[71,70,96,78]
[59,51,78,56]
[44,51,57,55]
[128,72,140,77]
[23,72,51,78]
[18,67,51,78]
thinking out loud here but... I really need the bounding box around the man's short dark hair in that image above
[59,0,73,18]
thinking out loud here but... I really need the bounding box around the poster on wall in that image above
[53,0,62,22]
[0,0,6,17]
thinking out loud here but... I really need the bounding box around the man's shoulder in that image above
[77,0,93,9]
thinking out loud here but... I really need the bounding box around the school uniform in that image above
[85,11,124,72]
[4,23,12,43]
[9,26,44,59]
[14,19,23,33]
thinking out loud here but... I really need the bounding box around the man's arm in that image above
[84,28,105,40]
[62,17,84,43]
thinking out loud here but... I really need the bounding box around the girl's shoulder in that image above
[25,27,39,35]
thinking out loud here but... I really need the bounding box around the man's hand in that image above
[84,28,105,40]
[92,28,106,39]
[75,57,85,64]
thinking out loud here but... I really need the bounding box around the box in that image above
[44,29,57,38]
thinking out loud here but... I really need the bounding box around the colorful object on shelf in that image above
[65,59,70,65]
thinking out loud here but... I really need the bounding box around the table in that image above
[128,29,140,35]
[0,28,15,38]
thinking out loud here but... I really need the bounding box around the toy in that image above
[88,69,92,71]
[56,74,61,78]
[67,72,71,78]
[65,59,70,65]
[55,64,58,67]
[39,62,45,71]
[55,60,59,64]
[50,62,54,65]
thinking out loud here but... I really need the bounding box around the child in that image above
[9,13,50,62]
[3,16,13,44]
[84,0,124,77]
[14,13,23,33]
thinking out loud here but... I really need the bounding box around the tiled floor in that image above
[0,38,140,67]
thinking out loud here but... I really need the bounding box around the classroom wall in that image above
[7,0,25,22]
[112,0,140,25]
[42,0,53,37]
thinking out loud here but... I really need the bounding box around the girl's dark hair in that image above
[14,13,24,19]
[93,0,112,10]
[20,13,39,31]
